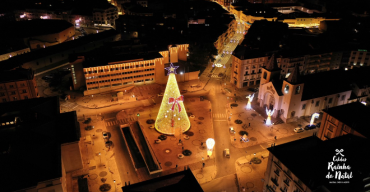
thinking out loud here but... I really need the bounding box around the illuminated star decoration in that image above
[165,63,179,75]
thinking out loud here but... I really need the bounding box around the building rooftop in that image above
[5,19,73,38]
[0,29,119,70]
[121,169,203,192]
[0,67,34,83]
[323,102,370,138]
[232,46,267,60]
[301,66,370,101]
[80,44,164,68]
[268,134,370,192]
[0,97,80,192]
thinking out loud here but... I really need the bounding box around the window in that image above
[295,86,301,94]
[24,96,28,99]
[326,131,332,139]
[315,101,320,107]
[302,104,306,110]
[341,95,345,101]
[2,98,6,102]
[284,84,289,94]
[328,124,334,132]
[0,93,5,96]
[263,72,267,79]
[11,91,16,95]
[9,85,14,88]
[328,98,333,104]
[22,90,27,93]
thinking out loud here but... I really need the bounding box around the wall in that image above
[61,141,83,173]
[0,48,31,62]
[263,154,310,192]
[22,33,120,71]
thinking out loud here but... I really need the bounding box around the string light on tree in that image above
[155,63,191,135]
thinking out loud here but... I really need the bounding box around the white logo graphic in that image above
[326,149,353,184]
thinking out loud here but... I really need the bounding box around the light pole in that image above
[114,180,116,192]
[206,138,215,157]
[99,152,101,164]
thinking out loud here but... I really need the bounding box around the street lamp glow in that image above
[206,138,215,156]
[266,108,275,126]
[246,94,254,110]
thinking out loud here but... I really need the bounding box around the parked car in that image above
[304,124,316,130]
[157,93,164,97]
[294,127,304,133]
[180,90,187,94]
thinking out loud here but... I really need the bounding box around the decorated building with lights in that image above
[258,55,370,123]
[68,42,189,95]
[155,63,190,135]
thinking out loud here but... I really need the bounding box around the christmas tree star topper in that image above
[165,63,179,75]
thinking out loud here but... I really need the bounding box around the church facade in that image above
[257,54,352,122]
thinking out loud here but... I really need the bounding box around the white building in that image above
[258,54,353,122]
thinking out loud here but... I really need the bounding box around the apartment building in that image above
[231,49,267,88]
[70,43,189,95]
[264,135,370,192]
[0,68,38,103]
[348,49,370,67]
[317,102,370,140]
[93,5,119,27]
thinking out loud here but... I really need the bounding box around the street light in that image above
[114,180,116,192]
[99,152,101,164]
[206,138,215,156]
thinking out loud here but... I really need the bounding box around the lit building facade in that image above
[70,43,189,95]
[0,68,39,103]
[348,49,370,67]
[93,6,118,27]
[229,3,339,29]
[231,50,267,88]
[0,47,30,62]
[258,55,353,122]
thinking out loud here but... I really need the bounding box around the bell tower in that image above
[260,54,281,85]
[281,64,304,121]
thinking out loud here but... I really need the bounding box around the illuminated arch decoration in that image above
[246,93,254,110]
[266,108,275,126]
[155,63,191,135]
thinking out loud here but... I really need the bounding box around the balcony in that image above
[271,178,279,187]
[267,185,276,192]
[283,179,290,186]
[274,169,280,176]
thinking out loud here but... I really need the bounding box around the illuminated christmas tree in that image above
[155,63,191,135]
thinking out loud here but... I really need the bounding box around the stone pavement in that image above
[116,96,218,185]
[79,116,123,192]
[235,151,270,192]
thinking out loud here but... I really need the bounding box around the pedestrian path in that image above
[61,101,79,109]
[105,118,135,126]
[210,74,222,78]
[213,113,227,119]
